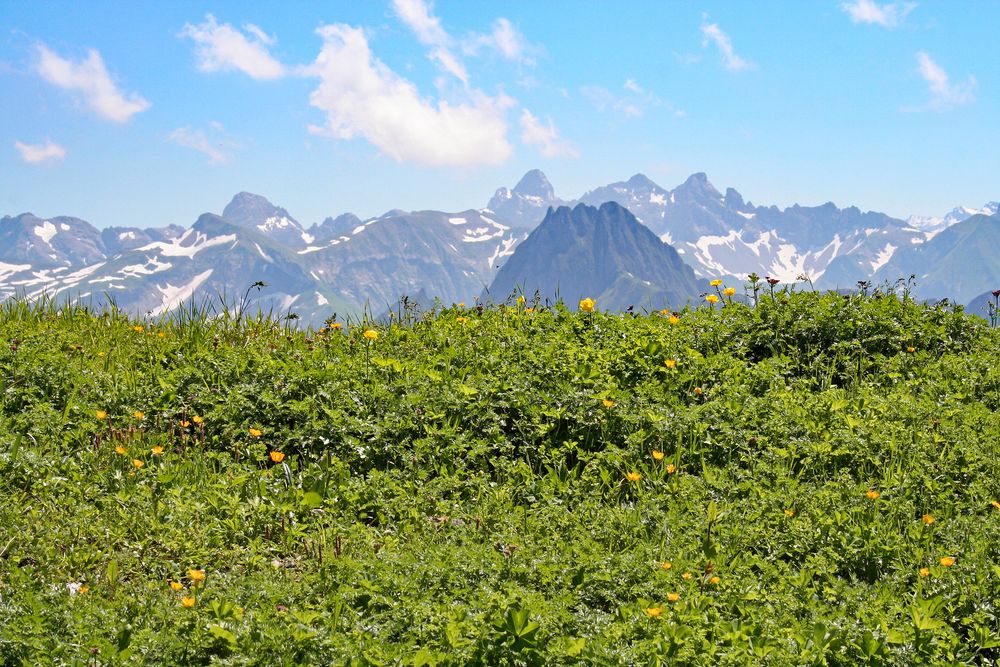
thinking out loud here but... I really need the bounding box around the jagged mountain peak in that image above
[513,169,555,200]
[625,173,661,190]
[674,172,721,199]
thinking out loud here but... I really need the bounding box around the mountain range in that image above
[1,170,997,325]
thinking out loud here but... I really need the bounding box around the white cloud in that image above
[35,44,150,122]
[305,23,513,167]
[700,21,754,72]
[14,140,66,164]
[391,0,468,83]
[915,51,975,109]
[464,18,535,65]
[581,79,665,118]
[181,14,285,80]
[520,109,578,158]
[840,0,915,28]
[167,127,234,164]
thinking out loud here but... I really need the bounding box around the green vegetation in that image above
[2,287,1000,665]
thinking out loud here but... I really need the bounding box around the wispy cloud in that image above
[35,44,150,122]
[167,126,236,164]
[580,79,667,118]
[520,109,578,158]
[840,0,915,28]
[14,140,66,164]
[181,14,286,80]
[305,23,513,167]
[914,51,975,110]
[464,18,536,66]
[700,20,754,72]
[391,0,468,83]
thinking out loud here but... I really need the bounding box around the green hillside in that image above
[1,286,1000,665]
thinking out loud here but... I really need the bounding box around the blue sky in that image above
[2,1,997,229]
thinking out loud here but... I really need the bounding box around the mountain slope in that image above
[487,169,566,228]
[486,201,703,310]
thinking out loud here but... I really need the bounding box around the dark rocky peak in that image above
[222,192,296,228]
[513,169,555,200]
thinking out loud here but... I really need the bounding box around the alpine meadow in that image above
[4,0,1000,665]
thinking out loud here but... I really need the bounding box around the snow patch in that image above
[257,216,296,233]
[300,231,314,245]
[59,223,70,231]
[119,257,173,277]
[34,221,57,244]
[151,269,213,316]
[316,292,328,306]
[254,243,273,262]
[649,192,666,205]
[736,211,756,220]
[488,236,519,268]
[118,231,137,241]
[660,232,673,245]
[448,217,467,226]
[870,243,897,272]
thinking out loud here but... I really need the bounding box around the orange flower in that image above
[180,420,191,428]
[132,325,144,333]
[626,471,641,483]
[270,451,285,463]
[187,568,206,583]
[919,567,930,578]
[249,427,263,437]
[991,500,1000,511]
[181,597,196,608]
[660,561,673,571]
[906,346,916,353]
[922,514,934,525]
[192,415,203,424]
[665,464,676,474]
[456,316,468,324]
[132,411,145,420]
[330,322,343,330]
[132,459,144,469]
[939,556,956,567]
[693,387,703,396]
[708,576,721,585]
[115,446,127,455]
[866,489,880,500]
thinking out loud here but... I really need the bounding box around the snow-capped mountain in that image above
[222,192,314,248]
[486,169,566,228]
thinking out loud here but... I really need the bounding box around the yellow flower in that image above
[457,302,465,308]
[524,307,534,313]
[665,464,676,474]
[456,316,468,324]
[626,471,641,483]
[723,287,736,297]
[187,568,206,583]
[132,459,144,469]
[78,585,89,594]
[157,331,166,339]
[645,607,663,618]
[151,446,164,456]
[516,295,526,306]
[659,309,670,316]
[866,489,880,500]
[579,297,596,312]
[181,597,196,608]
[939,556,955,567]
[693,387,703,396]
[667,592,681,602]
[710,279,724,287]
[919,567,930,578]
[992,500,1000,511]
[180,420,191,428]
[115,445,127,455]
[922,514,935,525]
[363,329,379,341]
[664,358,677,369]
[95,410,107,420]
[602,399,615,409]
[705,294,719,304]
[249,427,263,437]
[270,451,285,463]
[133,325,144,333]
[170,580,184,591]
[682,572,693,580]
[906,346,916,353]
[652,450,665,461]
[133,411,145,420]
[784,508,795,518]
[660,561,673,571]
[330,322,343,330]
[668,315,680,325]
[192,415,203,424]
[708,576,721,585]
